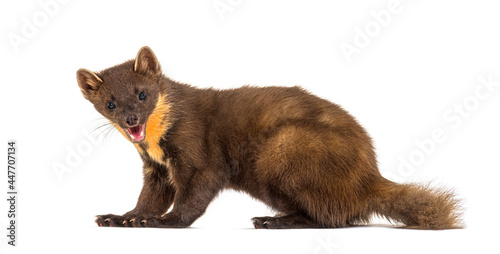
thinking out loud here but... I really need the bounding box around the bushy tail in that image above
[372,179,463,229]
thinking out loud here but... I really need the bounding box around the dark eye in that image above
[107,102,116,109]
[139,91,147,101]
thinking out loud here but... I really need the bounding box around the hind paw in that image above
[252,216,286,229]
[252,214,323,229]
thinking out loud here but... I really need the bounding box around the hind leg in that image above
[252,213,324,229]
[252,126,374,229]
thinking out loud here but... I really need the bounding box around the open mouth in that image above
[126,124,146,143]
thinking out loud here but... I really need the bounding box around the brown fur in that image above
[77,46,463,229]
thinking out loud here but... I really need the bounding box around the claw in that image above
[122,220,127,225]
[130,219,136,223]
[141,220,147,224]
[104,218,110,222]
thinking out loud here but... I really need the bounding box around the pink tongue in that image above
[128,125,144,141]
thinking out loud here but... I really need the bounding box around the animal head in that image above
[76,46,166,143]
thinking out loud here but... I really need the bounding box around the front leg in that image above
[141,167,227,228]
[96,161,175,227]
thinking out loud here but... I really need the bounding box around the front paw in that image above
[96,214,188,228]
[96,214,127,227]
[139,215,189,228]
[96,214,152,227]
[141,217,160,227]
[95,214,143,227]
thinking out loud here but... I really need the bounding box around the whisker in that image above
[104,126,119,140]
[89,118,115,139]
[88,116,125,142]
[90,122,113,135]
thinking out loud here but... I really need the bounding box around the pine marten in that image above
[77,46,462,229]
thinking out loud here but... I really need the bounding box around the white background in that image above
[1,0,499,253]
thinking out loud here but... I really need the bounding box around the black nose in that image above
[125,114,139,127]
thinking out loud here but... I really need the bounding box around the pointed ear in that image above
[134,46,161,77]
[76,68,103,100]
